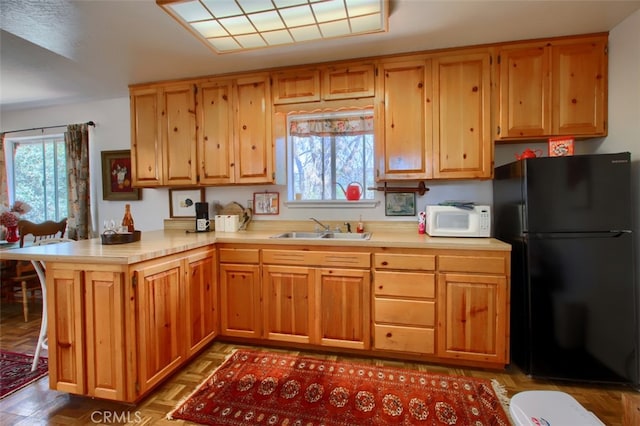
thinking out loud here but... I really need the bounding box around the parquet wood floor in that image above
[1,299,638,425]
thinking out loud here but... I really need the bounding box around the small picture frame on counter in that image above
[548,136,575,157]
[169,188,205,218]
[385,192,416,216]
[254,192,279,215]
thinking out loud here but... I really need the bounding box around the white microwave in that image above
[425,205,491,237]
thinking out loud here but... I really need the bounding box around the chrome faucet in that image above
[310,217,330,232]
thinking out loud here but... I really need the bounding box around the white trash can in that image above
[510,391,605,426]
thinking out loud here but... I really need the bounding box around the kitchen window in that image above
[4,134,68,222]
[287,110,374,203]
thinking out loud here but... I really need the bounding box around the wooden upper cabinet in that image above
[162,83,197,185]
[130,83,197,186]
[497,34,607,139]
[433,51,492,179]
[234,74,274,184]
[197,79,235,185]
[323,63,375,100]
[498,45,551,138]
[377,59,433,180]
[272,69,321,104]
[553,37,607,136]
[130,87,162,187]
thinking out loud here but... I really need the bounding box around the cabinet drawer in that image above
[375,298,435,327]
[263,250,370,268]
[375,271,435,298]
[374,324,435,354]
[219,248,260,264]
[374,253,436,271]
[438,255,506,274]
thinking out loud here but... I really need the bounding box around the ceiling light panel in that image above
[157,0,388,53]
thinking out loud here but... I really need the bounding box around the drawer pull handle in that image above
[386,332,392,338]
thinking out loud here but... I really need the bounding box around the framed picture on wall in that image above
[253,192,279,215]
[169,188,205,218]
[101,150,141,201]
[385,192,416,216]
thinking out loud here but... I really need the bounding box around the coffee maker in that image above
[195,202,210,232]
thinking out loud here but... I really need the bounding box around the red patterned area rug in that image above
[169,349,510,425]
[0,350,48,399]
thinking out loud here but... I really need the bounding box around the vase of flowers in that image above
[1,201,31,243]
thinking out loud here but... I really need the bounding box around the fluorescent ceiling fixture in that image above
[157,0,388,54]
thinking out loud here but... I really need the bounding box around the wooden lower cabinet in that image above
[437,273,508,364]
[316,268,370,350]
[261,248,371,350]
[219,248,261,338]
[262,265,314,344]
[46,246,217,403]
[373,252,437,355]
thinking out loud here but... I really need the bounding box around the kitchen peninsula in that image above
[1,228,510,403]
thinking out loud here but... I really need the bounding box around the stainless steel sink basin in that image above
[270,231,326,239]
[321,232,372,240]
[270,231,372,240]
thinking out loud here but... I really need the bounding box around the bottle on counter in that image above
[122,203,135,232]
[356,215,364,233]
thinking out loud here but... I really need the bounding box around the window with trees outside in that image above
[288,110,374,202]
[4,135,68,223]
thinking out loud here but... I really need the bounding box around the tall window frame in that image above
[287,109,375,203]
[3,134,68,223]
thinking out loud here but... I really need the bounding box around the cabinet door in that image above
[219,263,261,338]
[437,273,508,364]
[184,249,217,356]
[377,60,432,180]
[323,63,375,100]
[234,74,273,184]
[272,69,320,104]
[198,79,235,185]
[553,37,607,135]
[161,83,197,185]
[316,268,370,350]
[130,87,162,187]
[47,267,85,395]
[84,270,126,401]
[134,258,184,395]
[262,265,314,344]
[498,44,551,138]
[433,52,492,179]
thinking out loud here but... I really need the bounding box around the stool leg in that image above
[31,288,48,372]
[21,280,28,322]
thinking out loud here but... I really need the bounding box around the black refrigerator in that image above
[494,152,638,386]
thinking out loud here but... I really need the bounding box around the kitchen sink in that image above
[321,232,372,240]
[270,231,326,239]
[270,231,372,240]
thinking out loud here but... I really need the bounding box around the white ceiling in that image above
[1,0,639,112]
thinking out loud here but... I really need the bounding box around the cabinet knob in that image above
[243,125,247,130]
[251,145,256,150]
[472,86,478,92]
[386,332,392,338]
[378,285,383,290]
[204,136,208,141]
[174,127,178,132]
[381,261,388,266]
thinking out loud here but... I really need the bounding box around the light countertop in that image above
[0,228,511,265]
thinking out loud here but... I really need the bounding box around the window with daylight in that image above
[287,110,374,202]
[4,135,68,222]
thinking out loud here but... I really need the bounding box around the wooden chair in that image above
[5,218,67,321]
